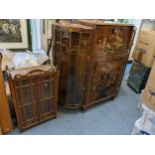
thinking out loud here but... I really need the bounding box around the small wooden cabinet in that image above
[7,65,58,131]
[52,21,134,109]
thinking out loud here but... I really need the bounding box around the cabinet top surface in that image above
[78,20,134,27]
[53,23,93,30]
[8,65,56,78]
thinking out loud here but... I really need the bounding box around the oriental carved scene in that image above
[95,27,130,58]
[85,61,124,104]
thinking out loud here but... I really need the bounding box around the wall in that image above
[128,19,142,61]
[30,19,42,51]
[141,20,155,31]
[40,19,56,51]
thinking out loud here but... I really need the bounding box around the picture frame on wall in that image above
[0,19,29,49]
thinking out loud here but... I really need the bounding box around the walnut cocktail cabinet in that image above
[0,53,13,134]
[52,21,134,109]
[7,65,58,131]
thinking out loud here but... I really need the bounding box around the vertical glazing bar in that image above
[18,80,25,122]
[79,32,82,52]
[54,70,58,115]
[69,31,71,52]
[49,74,53,113]
[41,77,44,118]
[30,78,35,118]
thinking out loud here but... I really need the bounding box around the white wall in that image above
[128,19,142,60]
[141,20,155,31]
[30,19,42,51]
[40,19,56,52]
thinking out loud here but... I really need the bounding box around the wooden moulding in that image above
[0,53,13,134]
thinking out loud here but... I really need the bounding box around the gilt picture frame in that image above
[0,19,29,49]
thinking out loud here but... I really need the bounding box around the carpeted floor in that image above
[7,63,141,135]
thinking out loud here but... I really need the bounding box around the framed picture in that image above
[0,19,29,49]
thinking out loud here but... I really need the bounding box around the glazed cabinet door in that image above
[13,76,39,130]
[8,67,58,131]
[84,60,125,107]
[59,32,91,107]
[59,53,88,107]
[37,72,57,120]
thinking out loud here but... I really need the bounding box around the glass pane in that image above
[21,86,33,104]
[60,54,87,105]
[42,75,50,81]
[52,80,54,96]
[81,33,90,49]
[15,78,36,105]
[55,43,61,53]
[39,101,43,114]
[42,81,51,98]
[71,32,80,49]
[16,88,22,105]
[51,97,55,111]
[21,79,31,86]
[55,29,61,42]
[62,31,70,52]
[21,105,33,121]
[15,81,20,87]
[54,43,61,66]
[44,99,51,113]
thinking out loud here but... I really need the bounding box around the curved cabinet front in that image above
[59,53,88,108]
[52,23,93,108]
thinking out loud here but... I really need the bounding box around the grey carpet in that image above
[7,63,141,135]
